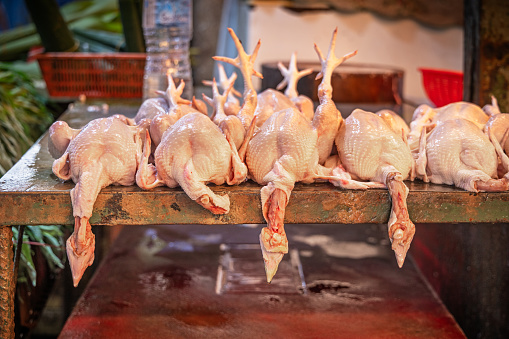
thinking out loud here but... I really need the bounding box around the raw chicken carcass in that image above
[335,109,416,267]
[483,96,509,161]
[484,113,509,158]
[50,116,145,286]
[415,118,509,191]
[408,102,489,151]
[136,112,250,214]
[237,28,381,281]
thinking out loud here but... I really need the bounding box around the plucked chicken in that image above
[136,111,251,214]
[415,118,509,191]
[236,28,377,282]
[50,115,145,286]
[335,109,416,267]
[134,97,168,124]
[376,109,410,138]
[408,102,489,151]
[148,74,207,147]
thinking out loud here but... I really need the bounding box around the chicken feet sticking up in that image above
[203,63,242,116]
[203,77,246,150]
[213,28,262,130]
[276,52,314,120]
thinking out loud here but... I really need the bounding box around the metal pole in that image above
[0,226,15,339]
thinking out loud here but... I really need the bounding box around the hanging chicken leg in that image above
[335,109,416,267]
[50,116,145,286]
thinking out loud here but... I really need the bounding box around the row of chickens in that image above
[48,28,509,287]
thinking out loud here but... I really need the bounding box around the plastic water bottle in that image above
[142,0,193,100]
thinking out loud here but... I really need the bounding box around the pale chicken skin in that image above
[418,118,508,192]
[136,112,248,214]
[484,113,509,157]
[51,116,144,286]
[134,97,168,124]
[408,102,489,152]
[149,74,207,147]
[336,109,415,267]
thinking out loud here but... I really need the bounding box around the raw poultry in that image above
[224,28,381,282]
[136,111,250,214]
[135,29,260,214]
[411,100,509,192]
[49,115,146,286]
[335,109,416,267]
[408,101,490,151]
[135,74,208,146]
[149,78,210,147]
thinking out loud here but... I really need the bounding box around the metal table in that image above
[1,103,508,337]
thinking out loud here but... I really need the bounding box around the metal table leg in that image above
[0,226,15,339]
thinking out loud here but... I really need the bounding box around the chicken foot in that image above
[213,28,262,130]
[386,171,415,268]
[66,216,95,287]
[259,187,289,283]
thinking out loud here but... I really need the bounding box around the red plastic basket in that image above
[419,68,463,107]
[37,53,146,99]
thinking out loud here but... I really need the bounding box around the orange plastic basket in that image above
[37,53,146,99]
[419,68,463,107]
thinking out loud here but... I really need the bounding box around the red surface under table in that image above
[59,223,465,338]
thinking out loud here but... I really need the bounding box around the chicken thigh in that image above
[336,109,415,267]
[50,116,145,286]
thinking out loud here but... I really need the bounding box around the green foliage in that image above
[0,62,53,176]
[0,63,66,286]
[13,226,68,286]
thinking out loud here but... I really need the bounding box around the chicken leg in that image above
[385,171,415,268]
[260,187,288,282]
[66,216,95,287]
